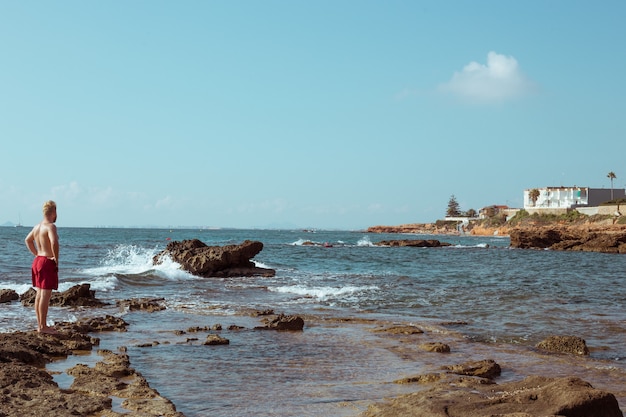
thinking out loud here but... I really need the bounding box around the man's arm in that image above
[25,228,38,256]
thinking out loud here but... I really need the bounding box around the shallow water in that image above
[1,227,625,415]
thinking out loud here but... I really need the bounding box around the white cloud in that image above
[439,51,536,102]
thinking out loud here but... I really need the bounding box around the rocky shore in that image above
[2,284,624,416]
[2,237,625,416]
[0,284,306,416]
[368,220,626,254]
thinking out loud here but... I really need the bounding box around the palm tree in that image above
[607,171,617,200]
[529,189,540,207]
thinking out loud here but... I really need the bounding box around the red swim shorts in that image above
[31,256,58,290]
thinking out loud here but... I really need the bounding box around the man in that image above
[25,200,59,334]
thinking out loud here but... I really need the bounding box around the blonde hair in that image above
[42,200,57,215]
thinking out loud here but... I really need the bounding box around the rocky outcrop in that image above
[510,226,626,253]
[20,283,107,307]
[0,318,183,417]
[367,223,459,235]
[362,375,623,417]
[375,239,452,247]
[536,335,590,355]
[153,239,275,277]
[0,289,19,303]
[255,314,305,331]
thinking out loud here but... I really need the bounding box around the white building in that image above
[523,186,625,211]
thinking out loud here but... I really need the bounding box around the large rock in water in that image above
[153,239,275,278]
[509,226,626,253]
[362,375,624,417]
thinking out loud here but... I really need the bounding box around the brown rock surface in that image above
[20,283,107,307]
[0,289,19,303]
[510,225,626,253]
[153,239,276,277]
[367,223,459,235]
[361,375,623,417]
[256,314,305,331]
[536,335,590,355]
[0,318,184,417]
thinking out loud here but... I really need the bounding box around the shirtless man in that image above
[25,200,59,334]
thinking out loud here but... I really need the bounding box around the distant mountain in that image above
[1,221,16,227]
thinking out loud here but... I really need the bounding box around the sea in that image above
[1,226,625,416]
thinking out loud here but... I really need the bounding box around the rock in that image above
[510,226,626,254]
[367,223,459,235]
[418,342,451,353]
[0,319,183,417]
[204,334,230,345]
[394,373,444,384]
[20,283,107,307]
[0,288,19,303]
[372,325,424,335]
[153,239,276,277]
[442,359,501,380]
[117,297,167,312]
[256,314,305,331]
[361,375,623,417]
[536,335,590,355]
[375,239,452,247]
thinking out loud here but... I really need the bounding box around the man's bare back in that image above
[26,221,59,262]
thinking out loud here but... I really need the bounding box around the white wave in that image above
[357,236,374,247]
[253,260,272,269]
[0,282,32,295]
[451,243,489,249]
[81,244,194,281]
[269,284,379,301]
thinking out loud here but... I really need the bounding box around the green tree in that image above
[466,208,477,218]
[529,188,540,207]
[446,195,461,217]
[607,171,617,200]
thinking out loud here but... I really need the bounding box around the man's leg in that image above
[36,288,55,333]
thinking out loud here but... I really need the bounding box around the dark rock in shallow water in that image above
[0,288,19,303]
[20,283,107,307]
[153,239,276,278]
[256,314,305,331]
[375,239,452,247]
[536,335,590,355]
[362,375,623,417]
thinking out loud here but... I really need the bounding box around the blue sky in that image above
[1,1,625,229]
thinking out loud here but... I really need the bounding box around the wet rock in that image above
[255,314,305,331]
[20,283,107,307]
[442,359,501,380]
[361,375,623,417]
[117,297,167,312]
[536,335,590,355]
[0,288,19,303]
[204,334,230,345]
[0,319,183,417]
[418,342,450,353]
[58,315,129,333]
[153,238,276,277]
[510,226,626,254]
[375,239,452,247]
[372,325,424,335]
[394,373,444,384]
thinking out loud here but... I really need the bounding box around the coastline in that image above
[2,225,626,416]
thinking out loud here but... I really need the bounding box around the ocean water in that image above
[1,226,625,416]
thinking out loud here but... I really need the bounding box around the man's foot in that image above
[38,326,59,335]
